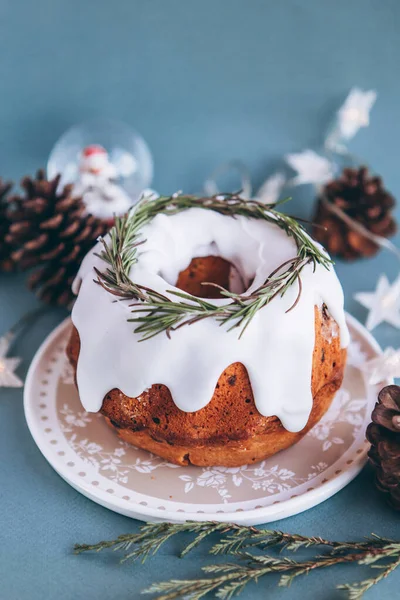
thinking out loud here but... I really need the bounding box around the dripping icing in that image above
[72,208,349,433]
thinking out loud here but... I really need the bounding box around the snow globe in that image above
[47,119,153,220]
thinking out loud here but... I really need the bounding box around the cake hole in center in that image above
[175,256,246,299]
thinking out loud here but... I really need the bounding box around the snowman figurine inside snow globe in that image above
[47,119,154,221]
[75,144,135,219]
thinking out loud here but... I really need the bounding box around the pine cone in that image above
[366,385,400,510]
[5,170,109,307]
[0,179,14,272]
[313,167,396,260]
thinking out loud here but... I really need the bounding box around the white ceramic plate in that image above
[24,315,386,525]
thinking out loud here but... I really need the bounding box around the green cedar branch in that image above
[74,521,399,599]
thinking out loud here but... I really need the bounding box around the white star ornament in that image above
[285,150,334,186]
[354,274,400,331]
[337,87,377,141]
[256,172,286,205]
[0,334,23,388]
[361,347,400,385]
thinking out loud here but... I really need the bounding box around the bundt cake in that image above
[67,195,349,467]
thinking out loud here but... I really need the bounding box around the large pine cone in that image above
[5,170,109,307]
[313,167,396,260]
[366,385,400,510]
[0,179,14,272]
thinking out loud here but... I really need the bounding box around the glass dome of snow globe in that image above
[47,119,153,220]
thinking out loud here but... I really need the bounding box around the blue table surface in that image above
[1,1,400,598]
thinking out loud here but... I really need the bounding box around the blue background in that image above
[1,1,399,598]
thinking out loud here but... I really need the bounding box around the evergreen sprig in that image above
[74,521,400,599]
[95,193,332,340]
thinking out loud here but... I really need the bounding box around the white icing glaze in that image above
[71,207,349,433]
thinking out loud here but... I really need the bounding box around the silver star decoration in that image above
[354,274,400,331]
[361,347,400,385]
[0,333,23,388]
[285,150,334,186]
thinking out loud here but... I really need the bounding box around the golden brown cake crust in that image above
[67,256,346,467]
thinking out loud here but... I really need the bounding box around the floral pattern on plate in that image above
[24,316,384,523]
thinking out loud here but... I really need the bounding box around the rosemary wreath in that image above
[95,193,332,340]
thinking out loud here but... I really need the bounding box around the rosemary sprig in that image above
[95,193,332,340]
[74,521,400,599]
